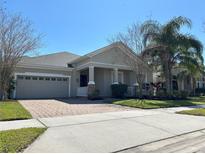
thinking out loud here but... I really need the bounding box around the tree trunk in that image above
[192,77,196,96]
[138,83,143,99]
[163,61,172,96]
[161,51,173,97]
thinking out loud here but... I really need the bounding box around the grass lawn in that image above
[0,101,32,121]
[177,108,205,116]
[0,128,46,153]
[113,97,205,109]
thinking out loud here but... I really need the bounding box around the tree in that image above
[0,9,41,100]
[177,54,204,95]
[109,22,144,54]
[109,23,148,98]
[141,16,203,96]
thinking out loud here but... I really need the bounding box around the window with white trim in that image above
[111,71,124,84]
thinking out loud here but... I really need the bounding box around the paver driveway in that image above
[19,99,132,118]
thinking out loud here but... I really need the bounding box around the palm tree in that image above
[177,56,204,95]
[141,16,203,95]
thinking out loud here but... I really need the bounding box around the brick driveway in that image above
[19,99,132,118]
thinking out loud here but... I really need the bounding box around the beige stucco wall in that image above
[70,69,79,97]
[74,58,90,68]
[91,46,153,84]
[94,68,153,97]
[92,47,129,66]
[94,68,112,96]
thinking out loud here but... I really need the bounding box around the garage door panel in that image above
[16,76,69,99]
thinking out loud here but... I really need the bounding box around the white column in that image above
[133,74,138,86]
[88,66,95,85]
[113,68,118,84]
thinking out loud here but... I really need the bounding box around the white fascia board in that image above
[76,62,132,71]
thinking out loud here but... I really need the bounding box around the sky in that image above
[4,0,205,57]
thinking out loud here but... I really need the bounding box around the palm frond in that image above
[163,16,192,34]
[140,20,162,47]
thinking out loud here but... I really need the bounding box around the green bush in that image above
[172,90,180,98]
[179,91,189,99]
[156,88,167,98]
[88,89,102,100]
[173,91,189,99]
[111,84,128,98]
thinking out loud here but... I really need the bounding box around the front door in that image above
[80,75,88,87]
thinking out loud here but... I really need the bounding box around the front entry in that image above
[80,75,88,87]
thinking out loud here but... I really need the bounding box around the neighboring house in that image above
[154,66,205,94]
[12,42,153,99]
[196,76,205,89]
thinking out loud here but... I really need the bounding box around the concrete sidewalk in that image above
[24,110,205,153]
[0,119,45,131]
[154,104,205,113]
[1,105,204,131]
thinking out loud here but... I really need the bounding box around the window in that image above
[17,76,24,80]
[187,77,190,84]
[25,76,31,80]
[172,75,177,80]
[39,77,44,80]
[57,78,62,81]
[143,83,150,90]
[111,71,124,84]
[172,75,178,90]
[32,77,38,80]
[80,75,87,87]
[63,78,68,82]
[197,82,200,88]
[51,78,56,81]
[118,72,124,84]
[172,80,178,90]
[45,77,50,81]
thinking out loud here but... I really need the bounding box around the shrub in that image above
[172,90,180,98]
[111,84,128,98]
[156,88,167,99]
[88,89,102,100]
[7,77,15,99]
[179,91,189,99]
[172,90,189,99]
[195,88,205,96]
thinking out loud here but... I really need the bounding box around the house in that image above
[12,42,153,99]
[153,66,205,94]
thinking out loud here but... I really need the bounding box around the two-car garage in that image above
[15,74,70,99]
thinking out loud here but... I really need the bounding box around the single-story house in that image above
[13,42,153,99]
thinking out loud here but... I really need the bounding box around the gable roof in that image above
[19,51,80,67]
[17,42,151,71]
[69,42,152,71]
[69,42,122,64]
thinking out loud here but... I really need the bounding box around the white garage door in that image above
[16,75,70,99]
